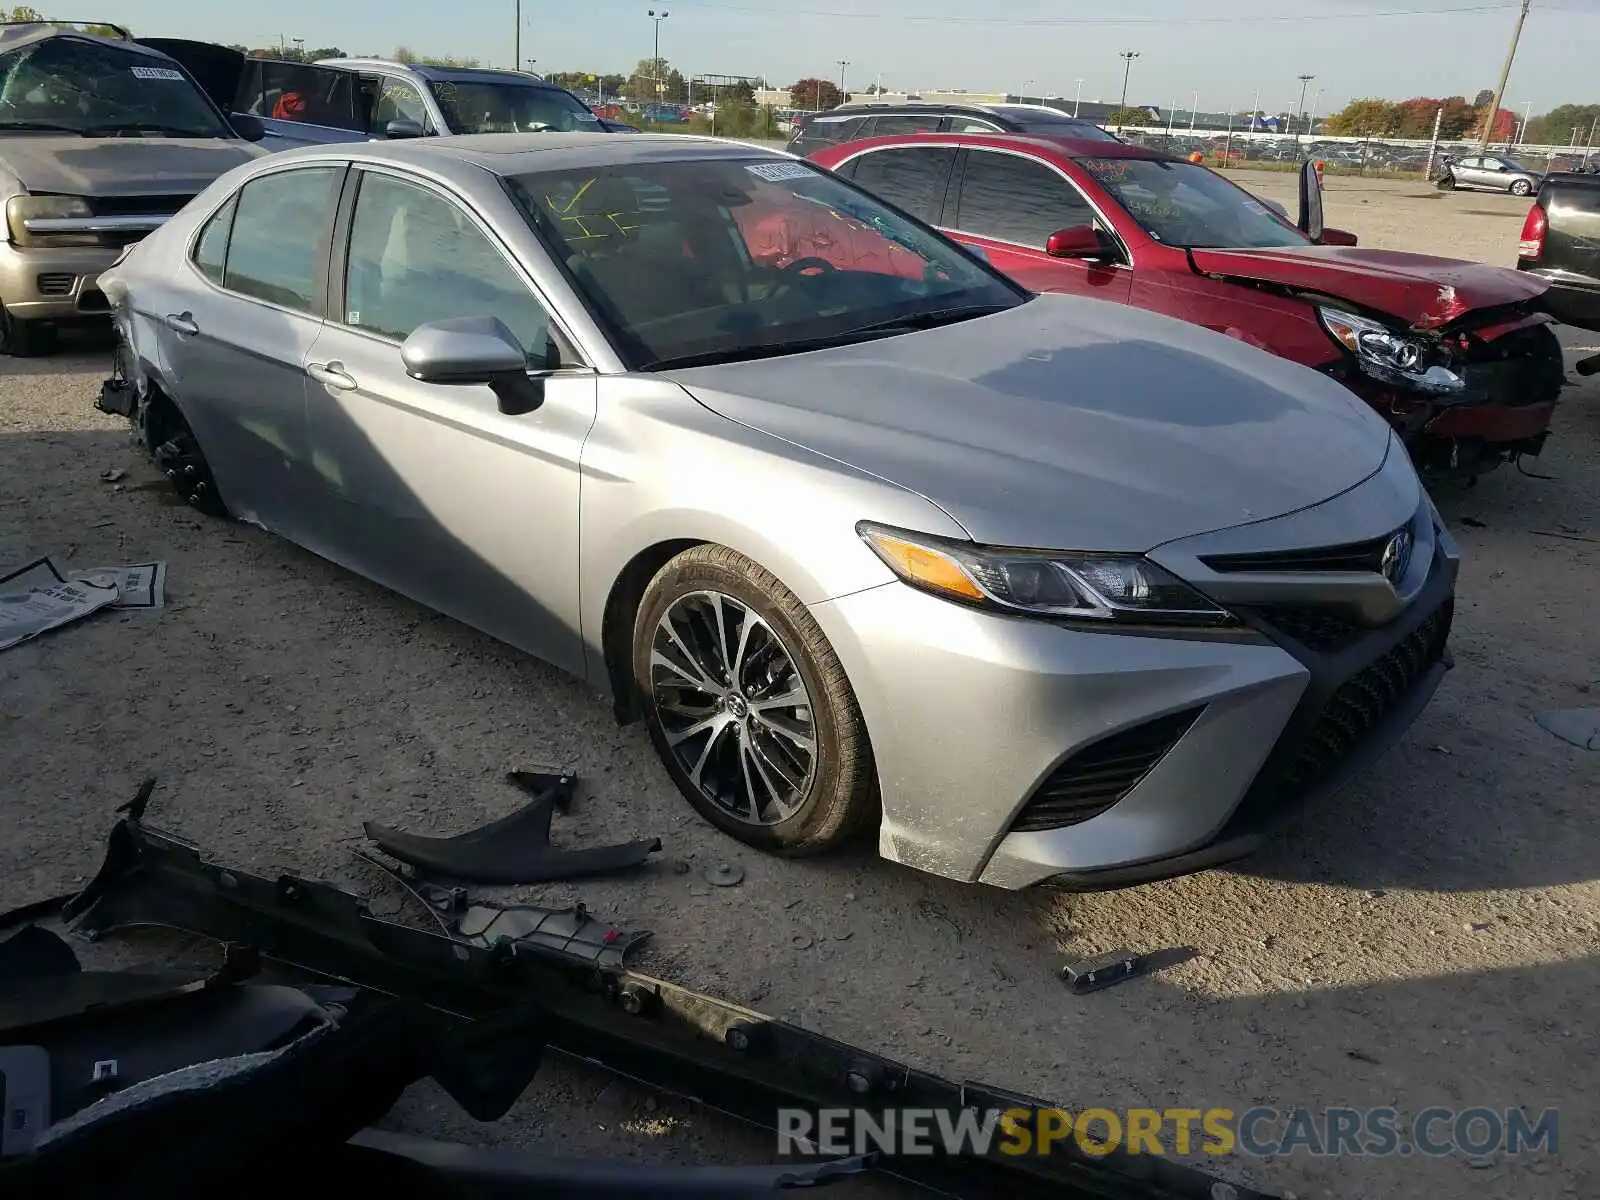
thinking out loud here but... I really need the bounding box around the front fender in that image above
[576,378,966,693]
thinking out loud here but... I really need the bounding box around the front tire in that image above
[632,545,877,855]
[1436,173,1456,191]
[0,307,57,357]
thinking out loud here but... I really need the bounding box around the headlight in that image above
[1318,306,1464,395]
[857,523,1235,627]
[6,193,98,247]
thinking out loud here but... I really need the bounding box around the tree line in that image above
[1323,91,1597,145]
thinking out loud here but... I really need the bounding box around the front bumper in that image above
[811,470,1457,890]
[0,243,121,321]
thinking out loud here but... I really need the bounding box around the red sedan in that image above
[807,132,1563,481]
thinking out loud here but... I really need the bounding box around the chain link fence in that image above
[1113,127,1595,179]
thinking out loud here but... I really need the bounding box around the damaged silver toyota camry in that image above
[97,133,1457,889]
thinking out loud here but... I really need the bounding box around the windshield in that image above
[991,109,1122,141]
[429,81,602,134]
[0,37,229,137]
[507,158,1024,370]
[1079,157,1310,249]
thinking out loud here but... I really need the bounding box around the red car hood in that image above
[1187,245,1550,330]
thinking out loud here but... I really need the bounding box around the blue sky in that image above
[106,0,1598,114]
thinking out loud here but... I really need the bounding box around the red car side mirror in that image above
[1318,227,1359,247]
[1045,225,1106,259]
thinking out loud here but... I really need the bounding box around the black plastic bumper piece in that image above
[363,772,661,884]
[56,796,1279,1200]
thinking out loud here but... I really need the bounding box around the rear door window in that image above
[953,150,1096,248]
[222,166,342,311]
[236,59,367,130]
[846,146,957,224]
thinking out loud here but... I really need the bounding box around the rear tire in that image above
[0,307,57,357]
[1436,173,1456,191]
[1510,178,1532,197]
[632,544,878,856]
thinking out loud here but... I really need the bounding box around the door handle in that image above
[306,360,357,391]
[163,311,198,336]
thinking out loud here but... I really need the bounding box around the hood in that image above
[1188,244,1550,330]
[672,294,1394,552]
[0,137,262,198]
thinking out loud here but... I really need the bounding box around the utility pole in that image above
[514,0,520,75]
[1296,74,1315,138]
[838,59,850,98]
[1073,78,1083,117]
[1116,50,1139,132]
[1190,90,1199,130]
[1479,0,1530,150]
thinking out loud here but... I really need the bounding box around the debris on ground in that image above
[1060,947,1198,995]
[1531,708,1600,750]
[704,862,744,888]
[363,770,662,883]
[98,467,126,483]
[0,556,165,652]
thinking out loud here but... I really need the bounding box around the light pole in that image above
[1295,73,1315,138]
[1021,79,1035,102]
[1190,89,1198,130]
[1073,78,1083,117]
[514,0,520,74]
[1309,87,1323,134]
[648,9,669,103]
[292,36,304,59]
[1116,50,1139,132]
[838,59,850,98]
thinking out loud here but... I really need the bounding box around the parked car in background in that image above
[138,43,624,148]
[810,132,1563,481]
[0,23,266,355]
[1437,152,1543,195]
[1517,171,1600,331]
[786,100,1120,158]
[97,133,1455,890]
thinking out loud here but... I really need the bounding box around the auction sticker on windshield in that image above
[129,66,186,81]
[745,162,816,183]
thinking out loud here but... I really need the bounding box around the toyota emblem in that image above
[1380,529,1413,586]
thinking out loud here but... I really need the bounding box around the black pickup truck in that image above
[1518,171,1600,333]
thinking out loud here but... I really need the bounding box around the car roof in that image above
[0,23,171,60]
[825,131,1171,161]
[828,100,1099,122]
[262,131,786,176]
[316,57,557,87]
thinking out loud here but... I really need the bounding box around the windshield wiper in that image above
[839,303,1015,336]
[638,305,1017,372]
[0,120,88,134]
[85,123,218,137]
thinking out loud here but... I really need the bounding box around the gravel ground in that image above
[2,174,1597,1199]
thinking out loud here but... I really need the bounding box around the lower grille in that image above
[1011,707,1203,833]
[36,272,75,296]
[1254,606,1364,654]
[1278,597,1452,797]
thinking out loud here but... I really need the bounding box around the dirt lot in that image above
[3,173,1597,1198]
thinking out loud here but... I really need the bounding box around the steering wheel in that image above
[781,256,837,278]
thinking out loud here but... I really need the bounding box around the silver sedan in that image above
[98,134,1458,889]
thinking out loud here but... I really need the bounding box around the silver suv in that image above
[0,22,264,355]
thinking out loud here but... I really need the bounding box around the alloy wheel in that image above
[648,589,818,826]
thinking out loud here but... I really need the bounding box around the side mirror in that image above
[401,316,546,415]
[385,118,426,140]
[1297,157,1324,243]
[1318,226,1359,247]
[230,112,265,143]
[1045,225,1110,260]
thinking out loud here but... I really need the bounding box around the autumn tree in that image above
[1525,103,1600,146]
[393,45,480,68]
[789,78,841,110]
[1324,99,1403,137]
[1106,106,1151,128]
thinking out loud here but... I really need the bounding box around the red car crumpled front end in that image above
[1187,245,1563,481]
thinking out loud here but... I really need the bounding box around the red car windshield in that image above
[1080,157,1310,250]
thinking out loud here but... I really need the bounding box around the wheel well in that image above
[135,378,184,454]
[602,538,704,725]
